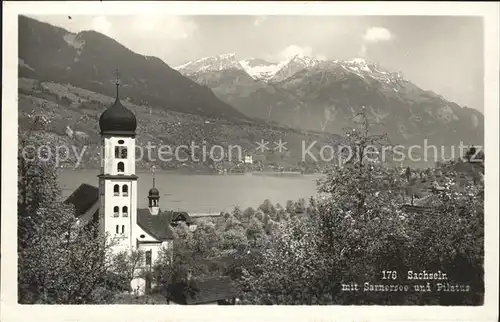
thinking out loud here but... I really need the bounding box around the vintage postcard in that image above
[1,1,499,321]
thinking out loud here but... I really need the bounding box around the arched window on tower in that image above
[121,225,125,234]
[122,185,128,196]
[114,184,120,196]
[117,162,124,173]
[116,225,119,234]
[113,206,119,217]
[122,206,128,217]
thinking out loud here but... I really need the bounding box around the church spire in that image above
[152,165,156,189]
[114,68,121,102]
[98,67,137,136]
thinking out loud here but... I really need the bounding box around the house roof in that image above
[413,193,443,207]
[199,251,238,268]
[401,193,440,214]
[405,184,430,199]
[200,248,262,270]
[137,209,175,241]
[64,183,99,217]
[177,276,239,305]
[65,184,192,241]
[137,209,192,241]
[171,211,193,225]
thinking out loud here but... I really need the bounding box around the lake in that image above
[59,170,324,214]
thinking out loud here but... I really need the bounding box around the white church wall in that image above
[130,178,139,240]
[135,240,173,269]
[103,179,137,251]
[138,243,161,265]
[134,227,158,243]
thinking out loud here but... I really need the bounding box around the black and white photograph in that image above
[2,1,499,321]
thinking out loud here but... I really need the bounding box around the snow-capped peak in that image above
[342,58,373,73]
[265,54,324,82]
[219,52,236,59]
[175,52,406,85]
[239,58,287,80]
[287,54,322,67]
[175,53,242,74]
[347,58,367,64]
[240,54,321,82]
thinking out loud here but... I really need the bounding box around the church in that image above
[65,78,193,267]
[61,78,240,306]
[65,78,239,304]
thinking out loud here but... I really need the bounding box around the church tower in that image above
[98,71,138,253]
[148,166,160,215]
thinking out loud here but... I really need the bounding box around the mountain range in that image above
[18,16,342,171]
[176,53,484,147]
[17,15,483,170]
[18,15,245,120]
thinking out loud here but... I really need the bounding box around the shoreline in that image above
[57,168,323,176]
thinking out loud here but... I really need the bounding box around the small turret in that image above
[148,166,160,215]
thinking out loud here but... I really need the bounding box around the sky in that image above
[29,15,484,112]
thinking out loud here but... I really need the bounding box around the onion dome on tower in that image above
[99,72,137,136]
[149,187,160,198]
